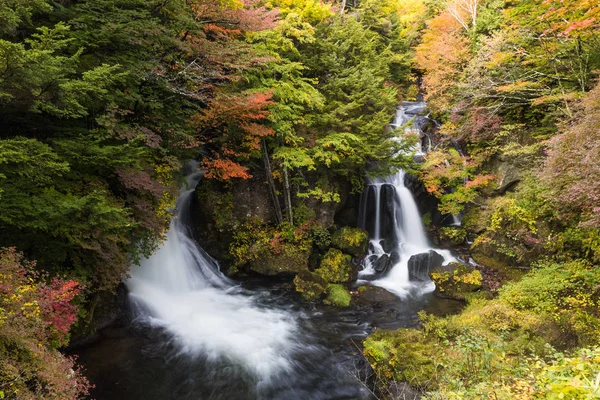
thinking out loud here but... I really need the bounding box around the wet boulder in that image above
[380,184,397,239]
[293,270,328,301]
[408,251,444,282]
[381,238,397,253]
[389,251,401,268]
[351,285,398,308]
[373,254,391,274]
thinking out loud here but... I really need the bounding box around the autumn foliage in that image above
[415,12,469,111]
[192,91,275,180]
[0,248,90,399]
[542,82,600,229]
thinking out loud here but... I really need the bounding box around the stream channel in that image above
[75,102,464,400]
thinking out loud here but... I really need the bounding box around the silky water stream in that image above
[75,106,462,400]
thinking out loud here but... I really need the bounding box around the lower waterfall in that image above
[126,165,299,382]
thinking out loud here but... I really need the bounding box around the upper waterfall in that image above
[357,102,454,297]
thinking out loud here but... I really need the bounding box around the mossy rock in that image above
[470,232,521,269]
[462,206,487,235]
[439,226,467,247]
[351,285,398,308]
[330,227,368,258]
[363,328,439,389]
[293,270,328,301]
[471,252,525,282]
[324,284,351,307]
[315,248,354,283]
[430,262,482,301]
[249,245,310,276]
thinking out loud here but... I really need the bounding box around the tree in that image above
[447,0,480,32]
[415,11,470,112]
[191,91,275,180]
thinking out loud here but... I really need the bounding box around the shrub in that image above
[500,260,600,347]
[0,248,90,399]
[293,270,327,301]
[439,227,467,246]
[430,263,482,300]
[315,248,353,283]
[330,227,368,257]
[363,259,600,399]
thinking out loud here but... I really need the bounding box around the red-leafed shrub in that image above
[0,248,91,399]
[541,82,600,229]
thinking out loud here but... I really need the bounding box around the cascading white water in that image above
[358,102,454,297]
[126,163,298,382]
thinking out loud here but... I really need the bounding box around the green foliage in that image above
[0,0,52,35]
[533,347,600,399]
[363,328,440,388]
[250,3,418,207]
[308,225,331,249]
[500,260,600,347]
[0,22,124,117]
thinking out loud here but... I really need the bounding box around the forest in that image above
[0,0,599,399]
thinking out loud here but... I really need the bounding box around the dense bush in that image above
[364,259,600,398]
[0,248,90,399]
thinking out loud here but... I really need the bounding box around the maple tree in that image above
[192,91,275,180]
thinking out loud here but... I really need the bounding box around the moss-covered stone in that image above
[330,227,368,258]
[439,226,466,247]
[323,284,351,307]
[193,180,238,264]
[363,328,439,389]
[249,245,310,276]
[315,248,354,283]
[463,206,487,235]
[430,262,482,300]
[293,270,328,301]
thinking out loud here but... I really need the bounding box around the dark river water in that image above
[75,285,462,400]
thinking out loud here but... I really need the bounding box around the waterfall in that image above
[126,162,298,382]
[358,102,454,297]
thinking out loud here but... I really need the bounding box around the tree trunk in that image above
[283,165,293,226]
[262,139,283,224]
